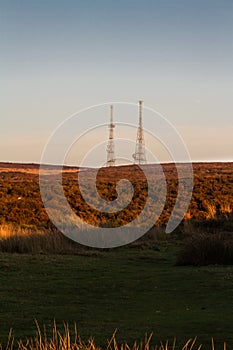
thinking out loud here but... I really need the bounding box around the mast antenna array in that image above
[133,100,147,165]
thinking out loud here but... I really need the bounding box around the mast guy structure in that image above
[133,100,147,164]
[106,105,115,167]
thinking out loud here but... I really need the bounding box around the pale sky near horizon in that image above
[1,0,233,165]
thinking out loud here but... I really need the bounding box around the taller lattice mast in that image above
[133,100,147,165]
[106,105,115,167]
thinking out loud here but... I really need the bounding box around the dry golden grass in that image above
[0,224,36,239]
[183,211,192,221]
[197,201,233,221]
[0,224,81,254]
[0,322,228,350]
[203,202,217,220]
[220,202,233,218]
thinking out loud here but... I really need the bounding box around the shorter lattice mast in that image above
[106,105,115,167]
[133,100,147,164]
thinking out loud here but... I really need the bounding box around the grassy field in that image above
[0,243,233,348]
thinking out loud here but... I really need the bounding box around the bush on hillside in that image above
[176,232,233,266]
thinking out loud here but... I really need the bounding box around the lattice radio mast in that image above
[133,100,147,164]
[106,105,115,167]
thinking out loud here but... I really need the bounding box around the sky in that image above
[1,0,233,165]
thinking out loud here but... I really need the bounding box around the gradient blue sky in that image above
[1,0,233,164]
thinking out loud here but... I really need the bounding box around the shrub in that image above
[176,232,233,266]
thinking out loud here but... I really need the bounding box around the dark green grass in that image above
[0,243,232,348]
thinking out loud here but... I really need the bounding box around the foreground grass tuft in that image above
[1,322,228,350]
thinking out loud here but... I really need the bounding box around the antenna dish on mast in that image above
[106,105,116,167]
